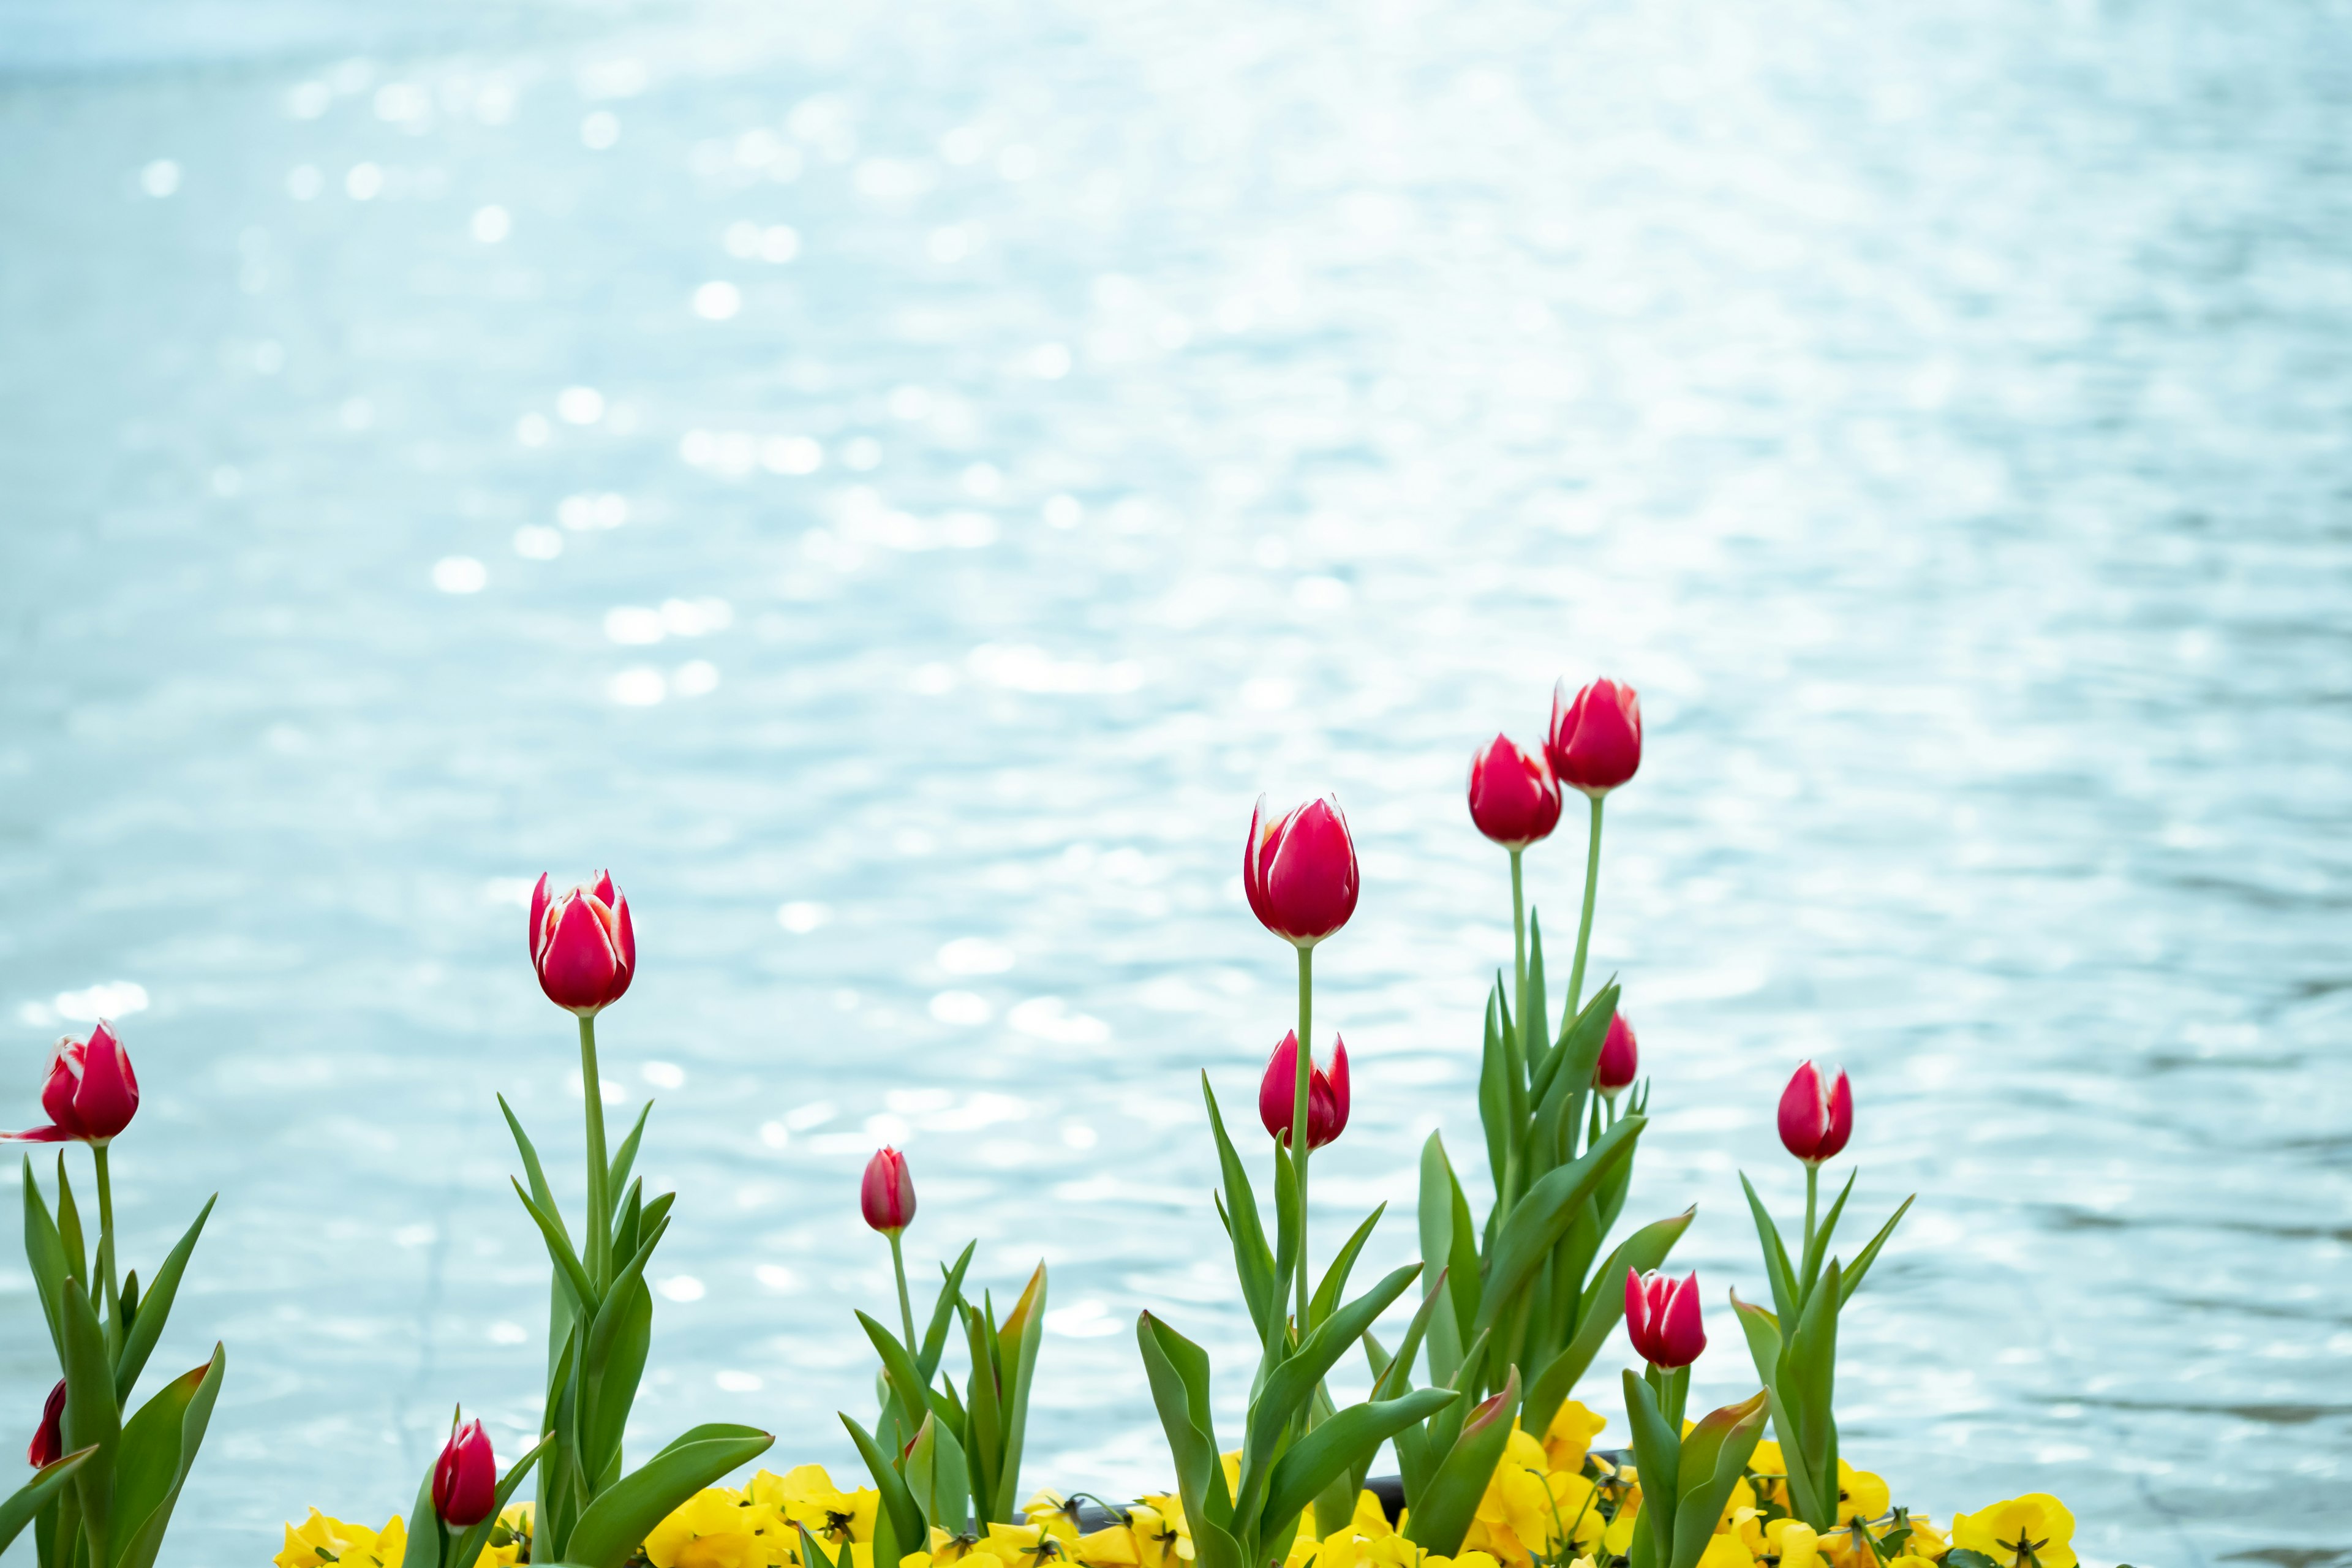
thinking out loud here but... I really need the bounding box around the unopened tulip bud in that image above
[1624,1267,1705,1369]
[1467,735,1562,850]
[1243,796,1360,948]
[26,1379,64,1469]
[3,1021,140,1146]
[528,872,636,1016]
[1257,1031,1350,1151]
[1547,677,1643,797]
[433,1418,496,1526]
[1777,1060,1853,1166]
[861,1147,915,1234]
[1593,1014,1638,1098]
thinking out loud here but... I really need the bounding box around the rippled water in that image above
[5,1,2350,1562]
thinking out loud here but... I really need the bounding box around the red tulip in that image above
[861,1147,915,1234]
[529,872,635,1016]
[2,1022,140,1145]
[26,1380,64,1469]
[1467,735,1562,849]
[1547,678,1643,797]
[433,1418,497,1526]
[1777,1060,1853,1165]
[1243,796,1359,948]
[1593,1013,1638,1095]
[1257,1031,1350,1150]
[1624,1267,1705,1369]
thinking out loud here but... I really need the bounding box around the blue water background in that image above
[4,1,2350,1562]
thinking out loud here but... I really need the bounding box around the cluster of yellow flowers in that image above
[277,1402,2080,1568]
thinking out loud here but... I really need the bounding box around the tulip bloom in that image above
[1243,796,1359,949]
[1467,735,1562,850]
[861,1147,915,1234]
[26,1379,64,1469]
[433,1418,497,1526]
[1257,1031,1349,1151]
[1778,1061,1854,1166]
[1624,1267,1705,1369]
[528,872,636,1016]
[3,1021,139,1145]
[1593,1013,1638,1097]
[1546,677,1642,797]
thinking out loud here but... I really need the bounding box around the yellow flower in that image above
[1542,1403,1608,1476]
[1601,1490,1641,1558]
[1076,1524,1140,1567]
[1833,1463,1890,1526]
[1744,1441,1789,1512]
[1348,1490,1394,1540]
[752,1466,879,1545]
[1219,1452,1242,1498]
[646,1487,786,1568]
[1766,1519,1819,1568]
[1714,1476,1756,1533]
[1694,1532,1754,1567]
[1131,1501,1191,1568]
[274,1510,406,1568]
[1887,1559,1937,1568]
[1359,1536,1426,1568]
[1950,1494,2078,1568]
[979,1520,1067,1567]
[1026,1491,1089,1548]
[1896,1516,1947,1558]
[1543,1472,1605,1555]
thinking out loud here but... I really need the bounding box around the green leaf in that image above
[1477,987,1514,1207]
[1474,1115,1645,1337]
[55,1159,88,1302]
[1838,1196,1915,1305]
[23,1158,72,1352]
[445,1433,556,1568]
[1370,1268,1450,1402]
[1942,1552,2002,1568]
[1134,1315,1241,1568]
[60,1278,119,1553]
[1522,1207,1695,1436]
[401,1449,444,1568]
[1401,1365,1518,1556]
[920,1242,979,1381]
[1738,1174,1798,1324]
[1523,911,1549,1084]
[1416,1136,1465,1387]
[986,1262,1047,1524]
[1308,1205,1386,1332]
[958,1301,1003,1521]
[1531,981,1619,1133]
[113,1197,214,1403]
[512,1179,596,1313]
[563,1425,774,1568]
[107,1344,227,1568]
[1668,1393,1766,1568]
[1779,1260,1841,1527]
[1619,1369,1680,1555]
[1800,1172,1856,1300]
[1260,1389,1455,1531]
[0,1448,93,1557]
[856,1311,936,1451]
[842,1412,927,1548]
[498,1098,572,1254]
[905,1412,970,1536]
[605,1101,655,1204]
[1202,1077,1278,1341]
[1241,1263,1423,1485]
[577,1281,652,1489]
[797,1524,848,1568]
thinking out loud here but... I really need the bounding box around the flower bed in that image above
[2,677,2101,1568]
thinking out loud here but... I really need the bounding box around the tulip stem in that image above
[1292,942,1314,1330]
[887,1230,919,1360]
[91,1142,121,1322]
[579,1015,611,1290]
[1802,1163,1819,1272]
[1564,795,1605,1016]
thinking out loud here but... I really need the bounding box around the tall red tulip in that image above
[26,1379,64,1469]
[1778,1061,1853,1165]
[433,1418,497,1526]
[861,1147,916,1234]
[1594,1013,1638,1096]
[529,872,635,1016]
[1257,1031,1350,1151]
[1243,796,1359,948]
[3,1022,139,1145]
[1547,677,1642,797]
[1467,735,1562,849]
[1625,1267,1705,1369]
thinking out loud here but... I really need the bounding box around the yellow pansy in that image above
[1765,1519,1820,1568]
[1542,1402,1608,1475]
[1888,1559,1938,1568]
[1896,1515,1947,1558]
[1219,1452,1242,1498]
[1348,1490,1394,1540]
[1744,1441,1789,1511]
[979,1519,1067,1566]
[1128,1502,1190,1568]
[1026,1491,1089,1548]
[1833,1462,1890,1526]
[1714,1476,1755,1532]
[1695,1531,1754,1567]
[1358,1534,1427,1568]
[1601,1489,1641,1557]
[645,1487,782,1568]
[1543,1471,1605,1555]
[1950,1494,2078,1568]
[274,1510,407,1568]
[1076,1523,1141,1567]
[752,1466,880,1545]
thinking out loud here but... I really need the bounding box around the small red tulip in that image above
[433,1418,497,1526]
[1778,1061,1853,1165]
[1467,735,1563,850]
[1593,1013,1638,1096]
[1547,678,1643,797]
[1243,796,1359,948]
[1624,1267,1705,1369]
[2,1022,140,1146]
[861,1147,915,1234]
[26,1379,64,1469]
[1256,1031,1350,1151]
[529,872,636,1016]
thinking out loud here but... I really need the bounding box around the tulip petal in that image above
[529,873,553,962]
[592,869,617,908]
[0,1125,77,1144]
[1324,1036,1351,1144]
[613,890,637,973]
[74,1020,138,1141]
[39,1039,83,1137]
[1819,1069,1854,1161]
[539,892,625,1012]
[1660,1271,1706,1366]
[1778,1061,1827,1162]
[1257,1031,1302,1145]
[1242,795,1276,933]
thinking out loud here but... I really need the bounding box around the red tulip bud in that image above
[433,1418,497,1526]
[1624,1267,1705,1369]
[3,1022,140,1147]
[26,1380,64,1469]
[1777,1060,1853,1165]
[528,872,636,1016]
[1547,677,1642,797]
[861,1147,915,1234]
[1467,735,1562,850]
[1257,1031,1350,1151]
[1243,796,1359,948]
[1593,1014,1638,1095]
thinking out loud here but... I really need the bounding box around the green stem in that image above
[91,1142,121,1323]
[1803,1163,1820,1279]
[1501,848,1529,1217]
[1510,847,1528,1031]
[1564,795,1605,1015]
[888,1230,919,1360]
[1292,943,1314,1329]
[579,1014,611,1291]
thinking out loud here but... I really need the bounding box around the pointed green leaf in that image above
[1417,1136,1465,1386]
[23,1158,71,1351]
[1669,1393,1766,1568]
[1838,1196,1915,1305]
[499,1098,573,1253]
[1401,1366,1518,1556]
[1800,1172,1856,1300]
[1134,1314,1241,1568]
[1261,1388,1455,1531]
[108,1345,227,1568]
[1619,1369,1680,1555]
[1308,1205,1386,1332]
[1738,1174,1798,1324]
[60,1279,119,1551]
[905,1412,970,1535]
[1523,1206,1695,1436]
[114,1197,215,1403]
[1523,912,1549,1084]
[1474,1116,1645,1336]
[1203,1078,1278,1340]
[511,1180,595,1311]
[1477,987,1514,1205]
[920,1242,979,1381]
[1242,1264,1422,1478]
[0,1447,92,1557]
[564,1425,774,1568]
[986,1263,1047,1524]
[445,1433,555,1568]
[605,1101,655,1203]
